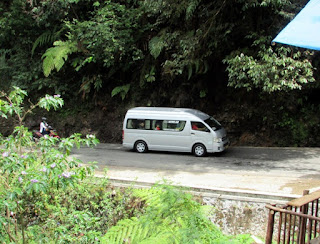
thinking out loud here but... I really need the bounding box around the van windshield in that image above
[204,117,222,131]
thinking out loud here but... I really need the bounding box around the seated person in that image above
[192,123,198,130]
[154,120,162,130]
[138,121,145,129]
[40,117,50,135]
[191,122,208,131]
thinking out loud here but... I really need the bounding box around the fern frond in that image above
[42,54,55,77]
[188,64,193,80]
[42,40,78,77]
[32,28,63,56]
[139,231,175,244]
[195,59,200,73]
[111,84,130,100]
[133,188,163,207]
[115,225,124,243]
[187,59,209,80]
[102,184,250,244]
[125,223,136,242]
[102,217,162,244]
[149,36,166,59]
[186,0,201,20]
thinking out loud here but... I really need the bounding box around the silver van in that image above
[122,107,229,156]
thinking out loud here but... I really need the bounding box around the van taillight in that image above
[122,130,124,141]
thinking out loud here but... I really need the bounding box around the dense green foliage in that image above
[224,39,315,92]
[0,0,320,146]
[0,87,99,242]
[0,0,315,96]
[0,87,254,243]
[102,184,253,243]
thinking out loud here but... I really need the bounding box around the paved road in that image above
[71,144,320,196]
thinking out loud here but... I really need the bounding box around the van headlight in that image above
[213,137,222,143]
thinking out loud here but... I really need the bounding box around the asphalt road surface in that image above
[71,144,320,196]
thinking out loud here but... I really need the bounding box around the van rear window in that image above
[126,119,186,131]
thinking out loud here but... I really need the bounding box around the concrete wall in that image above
[204,197,268,238]
[109,179,299,241]
[192,187,298,239]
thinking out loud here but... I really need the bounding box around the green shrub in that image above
[0,87,99,243]
[102,184,253,244]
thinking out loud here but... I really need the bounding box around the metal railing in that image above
[266,190,320,244]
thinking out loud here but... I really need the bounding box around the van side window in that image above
[152,120,163,130]
[127,119,135,129]
[127,119,186,131]
[163,120,186,131]
[177,121,186,131]
[127,119,146,130]
[191,122,209,132]
[145,120,151,130]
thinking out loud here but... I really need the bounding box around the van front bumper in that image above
[213,139,229,152]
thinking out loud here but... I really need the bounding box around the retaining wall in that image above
[108,178,300,240]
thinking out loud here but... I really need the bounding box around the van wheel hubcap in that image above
[194,145,205,156]
[136,142,146,152]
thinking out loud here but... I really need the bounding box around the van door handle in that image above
[191,133,195,135]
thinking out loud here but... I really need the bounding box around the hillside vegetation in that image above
[0,89,253,243]
[1,0,320,146]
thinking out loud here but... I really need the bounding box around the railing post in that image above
[266,205,276,244]
[298,190,310,244]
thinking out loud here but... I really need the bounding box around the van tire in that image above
[135,140,148,153]
[192,143,206,157]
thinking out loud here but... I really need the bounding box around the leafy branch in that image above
[0,87,64,126]
[223,37,315,92]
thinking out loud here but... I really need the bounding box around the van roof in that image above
[127,107,210,120]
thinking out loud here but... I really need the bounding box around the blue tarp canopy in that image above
[272,0,320,51]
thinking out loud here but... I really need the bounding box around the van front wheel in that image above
[193,143,206,157]
[135,141,148,153]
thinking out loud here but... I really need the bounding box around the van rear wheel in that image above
[135,141,148,153]
[193,143,206,157]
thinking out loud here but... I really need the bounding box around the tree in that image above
[0,0,316,100]
[223,36,315,92]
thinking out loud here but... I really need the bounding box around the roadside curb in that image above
[102,176,301,204]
